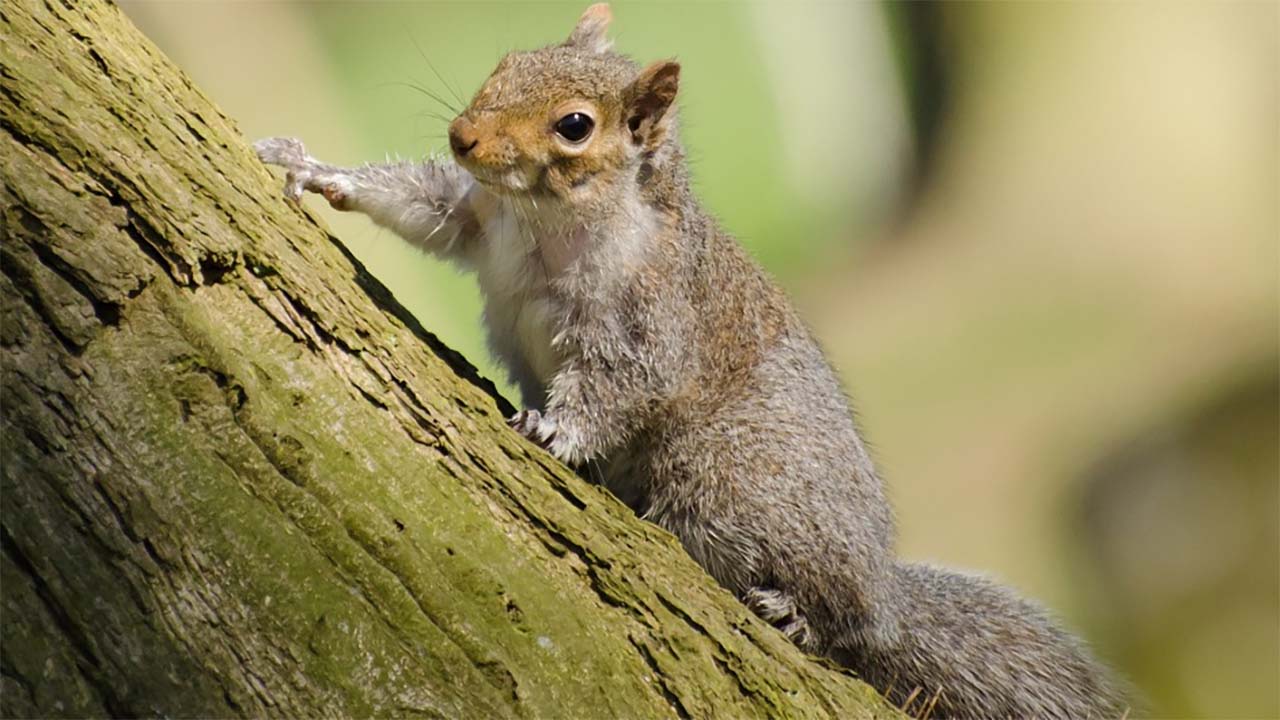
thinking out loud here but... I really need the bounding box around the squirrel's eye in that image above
[554,112,594,143]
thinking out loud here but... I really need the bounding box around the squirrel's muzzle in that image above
[449,116,480,158]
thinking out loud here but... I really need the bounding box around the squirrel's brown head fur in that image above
[448,4,681,206]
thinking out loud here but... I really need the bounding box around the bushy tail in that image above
[835,562,1134,719]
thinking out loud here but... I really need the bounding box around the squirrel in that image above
[255,4,1133,717]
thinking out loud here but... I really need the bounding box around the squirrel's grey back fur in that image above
[255,5,1135,716]
[597,144,1131,718]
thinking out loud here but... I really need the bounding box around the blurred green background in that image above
[121,2,1278,716]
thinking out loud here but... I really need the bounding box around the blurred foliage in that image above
[123,2,1277,716]
[1082,370,1278,715]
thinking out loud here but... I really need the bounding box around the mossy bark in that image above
[0,1,898,717]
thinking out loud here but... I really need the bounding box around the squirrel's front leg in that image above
[254,137,478,262]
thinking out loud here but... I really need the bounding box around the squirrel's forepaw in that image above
[510,408,557,446]
[508,409,586,465]
[744,587,813,648]
[253,136,353,209]
[253,136,307,166]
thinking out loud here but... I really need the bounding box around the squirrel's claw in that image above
[510,409,558,446]
[744,587,813,648]
[510,409,589,466]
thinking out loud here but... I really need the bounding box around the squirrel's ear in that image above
[624,61,680,148]
[566,3,612,54]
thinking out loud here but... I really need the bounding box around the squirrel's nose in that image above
[448,117,479,157]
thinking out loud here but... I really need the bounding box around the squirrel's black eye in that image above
[554,112,594,143]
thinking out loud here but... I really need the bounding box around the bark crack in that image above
[23,231,125,327]
[0,244,86,356]
[0,526,121,716]
[628,633,691,720]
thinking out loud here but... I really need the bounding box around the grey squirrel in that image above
[255,5,1133,717]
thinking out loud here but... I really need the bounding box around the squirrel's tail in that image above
[832,562,1135,719]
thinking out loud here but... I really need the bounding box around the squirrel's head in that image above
[447,4,680,206]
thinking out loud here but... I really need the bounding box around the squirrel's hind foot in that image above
[743,587,812,648]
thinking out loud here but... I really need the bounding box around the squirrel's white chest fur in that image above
[469,192,656,406]
[473,200,565,400]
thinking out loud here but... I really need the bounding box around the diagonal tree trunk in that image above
[0,1,898,717]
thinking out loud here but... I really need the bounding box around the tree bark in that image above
[0,2,897,718]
